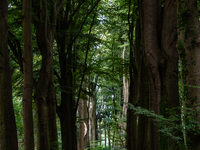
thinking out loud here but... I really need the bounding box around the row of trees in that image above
[0,0,200,150]
[126,0,200,150]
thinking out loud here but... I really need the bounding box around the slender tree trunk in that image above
[91,96,97,147]
[0,1,18,149]
[178,0,200,149]
[122,46,128,147]
[78,99,84,150]
[126,1,137,148]
[91,76,98,147]
[122,44,129,118]
[47,80,58,149]
[126,63,138,150]
[84,94,90,148]
[78,96,89,150]
[105,127,107,147]
[22,0,34,149]
[108,129,111,148]
[135,19,149,150]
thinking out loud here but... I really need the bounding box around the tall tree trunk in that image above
[122,44,128,117]
[161,0,182,149]
[0,1,18,149]
[122,45,128,148]
[78,99,84,150]
[22,0,34,149]
[108,129,111,148]
[126,1,137,149]
[56,2,77,149]
[56,35,77,149]
[91,76,98,147]
[135,19,149,150]
[83,91,90,149]
[178,0,200,149]
[78,96,89,150]
[91,95,97,147]
[139,0,161,150]
[105,127,107,147]
[33,0,64,149]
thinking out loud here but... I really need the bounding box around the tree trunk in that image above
[161,0,182,149]
[178,0,200,149]
[91,76,98,147]
[126,1,137,149]
[126,63,138,150]
[58,67,77,150]
[139,1,161,149]
[34,25,57,150]
[78,96,89,150]
[105,127,107,147]
[0,1,18,149]
[83,92,90,149]
[122,45,128,147]
[33,0,64,149]
[108,129,111,148]
[91,95,97,147]
[56,34,77,149]
[134,19,149,150]
[22,0,34,149]
[78,99,84,150]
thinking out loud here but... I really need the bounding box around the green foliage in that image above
[129,103,183,139]
[128,102,200,149]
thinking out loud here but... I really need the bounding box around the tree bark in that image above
[22,0,34,149]
[56,35,77,149]
[78,96,89,150]
[91,76,98,147]
[0,1,18,149]
[33,0,64,149]
[161,0,182,149]
[139,0,161,149]
[91,95,97,147]
[178,0,200,149]
[135,19,149,150]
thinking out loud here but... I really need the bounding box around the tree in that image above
[178,0,200,149]
[0,0,18,149]
[160,0,181,149]
[22,0,34,149]
[32,0,64,149]
[91,76,98,147]
[128,0,182,149]
[55,1,100,149]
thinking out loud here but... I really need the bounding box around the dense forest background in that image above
[1,0,200,150]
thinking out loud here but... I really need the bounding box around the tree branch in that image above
[74,13,97,115]
[66,0,101,57]
[56,0,65,14]
[8,30,23,73]
[54,69,61,84]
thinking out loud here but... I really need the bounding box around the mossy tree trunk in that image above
[178,0,200,149]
